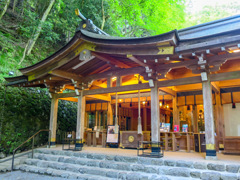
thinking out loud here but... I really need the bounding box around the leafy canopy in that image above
[108,0,186,37]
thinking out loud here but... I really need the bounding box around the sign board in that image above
[106,125,119,143]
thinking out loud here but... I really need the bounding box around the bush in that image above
[0,84,77,155]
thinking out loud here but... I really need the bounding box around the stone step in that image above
[24,158,226,179]
[34,149,240,174]
[16,164,197,180]
[27,155,240,180]
[15,164,113,180]
[32,151,240,177]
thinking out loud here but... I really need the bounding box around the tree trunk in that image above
[101,0,105,30]
[12,0,17,12]
[19,0,55,65]
[0,0,11,21]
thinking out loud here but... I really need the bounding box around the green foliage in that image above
[108,0,186,37]
[0,85,77,155]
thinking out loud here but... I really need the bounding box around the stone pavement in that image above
[0,171,75,180]
[0,151,30,172]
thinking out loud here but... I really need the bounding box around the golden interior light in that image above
[228,45,240,53]
[233,49,240,53]
[142,101,146,105]
[166,104,169,109]
[112,77,117,81]
[159,102,162,107]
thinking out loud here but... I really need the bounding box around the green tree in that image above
[19,0,56,65]
[108,0,186,37]
[0,0,10,21]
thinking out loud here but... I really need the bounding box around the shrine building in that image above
[5,13,240,159]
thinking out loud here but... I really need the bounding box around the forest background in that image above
[0,0,239,156]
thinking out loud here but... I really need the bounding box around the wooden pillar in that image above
[187,133,190,152]
[107,102,113,125]
[143,107,147,131]
[215,93,224,150]
[151,81,160,142]
[95,111,98,127]
[172,96,179,126]
[107,77,113,88]
[93,131,97,147]
[76,92,86,148]
[49,95,58,147]
[172,133,176,151]
[192,105,198,133]
[202,73,217,159]
[165,133,168,151]
[87,131,92,146]
[116,76,122,87]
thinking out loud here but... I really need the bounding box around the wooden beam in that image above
[59,97,78,102]
[210,70,240,81]
[92,52,131,68]
[208,51,240,64]
[127,55,147,67]
[82,66,145,83]
[112,91,166,99]
[86,94,111,102]
[54,70,240,97]
[211,82,220,93]
[83,83,151,95]
[64,85,75,91]
[159,87,176,96]
[72,56,96,70]
[50,70,81,81]
[56,92,77,98]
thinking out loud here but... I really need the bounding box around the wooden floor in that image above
[51,145,240,164]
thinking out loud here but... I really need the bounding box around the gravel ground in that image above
[0,171,73,180]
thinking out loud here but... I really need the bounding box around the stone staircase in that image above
[15,149,240,180]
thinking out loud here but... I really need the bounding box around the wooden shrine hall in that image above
[5,13,240,159]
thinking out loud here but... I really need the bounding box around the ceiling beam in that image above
[92,52,131,68]
[159,87,176,96]
[82,66,145,82]
[49,70,82,81]
[127,55,147,67]
[211,82,220,93]
[56,92,77,98]
[54,70,240,97]
[112,91,166,99]
[59,97,78,102]
[86,94,111,102]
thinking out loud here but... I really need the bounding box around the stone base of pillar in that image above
[50,141,56,148]
[151,146,161,153]
[205,150,217,160]
[75,139,83,151]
